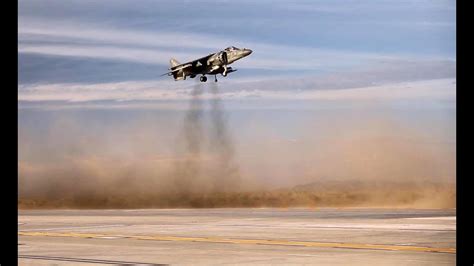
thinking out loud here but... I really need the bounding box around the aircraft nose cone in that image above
[240,48,252,56]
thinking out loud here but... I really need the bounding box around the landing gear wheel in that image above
[200,76,207,82]
[214,75,218,82]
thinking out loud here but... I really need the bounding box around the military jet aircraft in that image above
[161,46,252,82]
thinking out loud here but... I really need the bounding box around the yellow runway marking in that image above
[18,231,456,254]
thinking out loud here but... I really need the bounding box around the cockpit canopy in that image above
[225,46,238,51]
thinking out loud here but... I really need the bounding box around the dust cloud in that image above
[18,86,455,209]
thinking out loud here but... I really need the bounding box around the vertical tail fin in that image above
[169,58,185,80]
[170,58,180,69]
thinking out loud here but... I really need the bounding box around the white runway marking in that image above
[210,222,455,231]
[95,236,125,239]
[403,216,456,220]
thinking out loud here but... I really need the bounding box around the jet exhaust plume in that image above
[172,83,205,194]
[208,82,241,192]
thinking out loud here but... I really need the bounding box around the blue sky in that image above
[19,0,455,56]
[19,0,455,102]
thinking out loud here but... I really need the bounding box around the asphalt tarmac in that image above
[18,208,456,265]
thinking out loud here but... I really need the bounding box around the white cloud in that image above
[18,78,455,103]
[19,44,196,66]
[19,20,416,70]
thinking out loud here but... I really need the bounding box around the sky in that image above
[18,0,456,198]
[18,0,455,101]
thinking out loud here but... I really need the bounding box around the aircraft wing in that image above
[161,53,215,76]
[160,63,193,76]
[181,53,215,69]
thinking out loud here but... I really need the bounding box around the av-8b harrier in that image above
[162,46,252,82]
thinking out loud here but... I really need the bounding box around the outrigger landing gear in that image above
[214,75,218,82]
[200,75,207,82]
[222,65,228,77]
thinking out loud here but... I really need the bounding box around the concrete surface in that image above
[18,208,456,265]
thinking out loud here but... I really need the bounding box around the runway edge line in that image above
[18,231,456,254]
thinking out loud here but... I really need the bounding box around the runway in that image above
[18,208,456,265]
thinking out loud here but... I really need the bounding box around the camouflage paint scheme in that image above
[163,46,252,82]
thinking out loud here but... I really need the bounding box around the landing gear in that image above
[214,75,218,82]
[222,65,228,77]
[200,76,207,82]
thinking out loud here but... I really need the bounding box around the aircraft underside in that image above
[175,66,236,82]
